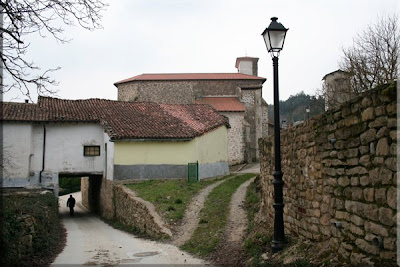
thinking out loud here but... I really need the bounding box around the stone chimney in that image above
[235,57,259,76]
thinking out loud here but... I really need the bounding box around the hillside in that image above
[268,91,325,125]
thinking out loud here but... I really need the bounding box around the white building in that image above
[2,97,230,193]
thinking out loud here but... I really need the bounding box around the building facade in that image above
[323,70,353,110]
[114,57,269,164]
[2,97,229,192]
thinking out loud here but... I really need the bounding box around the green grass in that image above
[242,176,274,265]
[245,177,260,233]
[126,176,228,223]
[59,177,81,195]
[180,173,255,256]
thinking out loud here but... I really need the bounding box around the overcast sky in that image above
[4,0,400,104]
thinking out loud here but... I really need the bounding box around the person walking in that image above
[67,195,76,216]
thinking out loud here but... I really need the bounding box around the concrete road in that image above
[235,163,261,174]
[53,192,206,265]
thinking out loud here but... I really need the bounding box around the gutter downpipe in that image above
[39,124,46,184]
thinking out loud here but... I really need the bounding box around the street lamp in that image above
[261,17,288,253]
[306,106,311,119]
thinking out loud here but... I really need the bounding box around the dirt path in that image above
[53,192,205,265]
[211,176,256,266]
[171,178,230,246]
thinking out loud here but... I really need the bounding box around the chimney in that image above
[25,99,29,103]
[235,57,259,76]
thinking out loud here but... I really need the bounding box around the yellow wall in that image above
[114,126,228,165]
[195,126,228,163]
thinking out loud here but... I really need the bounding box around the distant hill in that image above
[268,91,325,125]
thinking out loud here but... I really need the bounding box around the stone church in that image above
[114,57,269,165]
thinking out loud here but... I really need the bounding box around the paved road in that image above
[235,163,260,174]
[52,192,206,265]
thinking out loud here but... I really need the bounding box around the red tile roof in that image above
[1,102,50,122]
[2,97,228,140]
[114,73,266,85]
[195,97,245,112]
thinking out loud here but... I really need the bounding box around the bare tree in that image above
[340,14,399,93]
[0,0,108,100]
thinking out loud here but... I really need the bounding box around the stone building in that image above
[323,70,353,110]
[114,57,268,165]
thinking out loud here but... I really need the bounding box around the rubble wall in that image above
[259,83,397,264]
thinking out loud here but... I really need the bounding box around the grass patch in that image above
[245,176,260,233]
[1,191,65,266]
[242,176,273,265]
[126,176,228,223]
[180,173,255,256]
[59,177,81,196]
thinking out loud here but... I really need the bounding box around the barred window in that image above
[84,146,100,156]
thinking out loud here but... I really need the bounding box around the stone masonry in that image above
[81,177,172,239]
[223,111,245,165]
[114,57,268,164]
[259,83,397,265]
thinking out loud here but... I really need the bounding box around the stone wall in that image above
[224,112,245,165]
[259,84,397,264]
[113,185,172,239]
[242,88,263,162]
[262,102,269,137]
[116,79,265,165]
[117,80,263,104]
[81,175,114,220]
[81,177,171,239]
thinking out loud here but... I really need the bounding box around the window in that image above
[84,146,100,156]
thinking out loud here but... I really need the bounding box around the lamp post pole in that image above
[261,17,288,253]
[271,55,285,252]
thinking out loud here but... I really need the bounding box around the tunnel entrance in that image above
[86,175,103,214]
[58,175,82,196]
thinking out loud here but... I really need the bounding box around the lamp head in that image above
[262,17,288,57]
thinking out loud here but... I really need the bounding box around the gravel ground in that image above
[209,177,256,266]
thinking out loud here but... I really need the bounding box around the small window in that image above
[84,146,100,156]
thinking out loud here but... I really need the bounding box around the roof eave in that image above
[110,137,193,142]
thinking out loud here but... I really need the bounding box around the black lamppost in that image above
[306,106,311,120]
[261,17,288,253]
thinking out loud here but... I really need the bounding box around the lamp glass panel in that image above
[263,33,272,51]
[270,31,286,50]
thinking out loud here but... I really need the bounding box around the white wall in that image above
[44,123,105,174]
[2,123,33,178]
[238,61,254,76]
[103,133,114,180]
[2,122,110,181]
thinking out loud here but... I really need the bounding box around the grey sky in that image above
[4,0,399,104]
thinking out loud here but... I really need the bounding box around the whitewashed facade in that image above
[2,122,114,193]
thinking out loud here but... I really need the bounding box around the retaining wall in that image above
[259,83,397,265]
[81,178,171,239]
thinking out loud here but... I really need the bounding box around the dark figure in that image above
[67,195,76,216]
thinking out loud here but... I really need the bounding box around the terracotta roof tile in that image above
[1,102,60,122]
[114,73,266,85]
[2,97,227,140]
[195,97,245,112]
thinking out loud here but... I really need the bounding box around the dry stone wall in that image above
[81,177,171,239]
[113,185,172,239]
[259,84,397,264]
